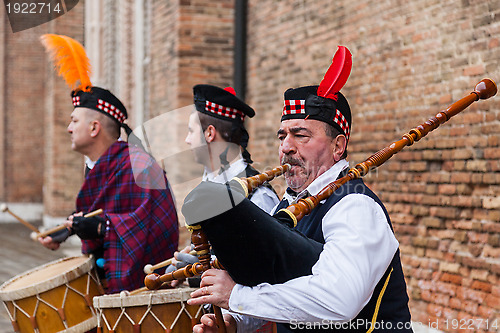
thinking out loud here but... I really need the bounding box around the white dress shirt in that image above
[202,155,279,214]
[228,159,399,332]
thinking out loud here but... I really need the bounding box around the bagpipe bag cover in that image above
[182,180,323,286]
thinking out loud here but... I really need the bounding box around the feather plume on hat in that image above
[40,34,149,165]
[40,34,92,92]
[317,46,352,100]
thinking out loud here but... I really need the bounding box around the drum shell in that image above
[0,256,104,333]
[93,287,203,333]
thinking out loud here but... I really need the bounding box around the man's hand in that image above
[38,213,75,250]
[169,245,194,287]
[193,313,237,333]
[187,269,236,309]
[71,215,106,240]
[171,250,201,287]
[48,228,72,243]
[38,235,62,250]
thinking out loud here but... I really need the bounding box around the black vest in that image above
[275,178,413,333]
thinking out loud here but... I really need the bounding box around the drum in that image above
[0,255,104,333]
[93,286,204,333]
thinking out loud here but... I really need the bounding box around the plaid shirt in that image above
[76,141,179,293]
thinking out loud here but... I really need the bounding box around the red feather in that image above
[317,46,352,99]
[40,34,92,92]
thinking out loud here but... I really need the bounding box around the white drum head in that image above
[0,256,94,301]
[94,286,196,309]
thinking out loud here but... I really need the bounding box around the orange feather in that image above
[40,34,92,92]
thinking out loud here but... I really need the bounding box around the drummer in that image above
[39,86,179,294]
[170,85,280,280]
[187,83,413,330]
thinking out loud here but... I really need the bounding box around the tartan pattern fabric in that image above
[97,99,126,123]
[333,108,350,140]
[282,99,306,116]
[205,100,246,121]
[77,141,179,293]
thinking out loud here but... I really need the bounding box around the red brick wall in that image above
[245,0,499,331]
[177,0,235,104]
[149,0,234,113]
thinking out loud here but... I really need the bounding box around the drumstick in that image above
[1,203,40,233]
[32,208,104,240]
[143,250,197,274]
[125,286,148,296]
[121,280,174,297]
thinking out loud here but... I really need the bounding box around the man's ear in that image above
[204,124,217,143]
[89,120,101,138]
[333,134,347,162]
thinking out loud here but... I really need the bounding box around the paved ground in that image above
[0,222,81,333]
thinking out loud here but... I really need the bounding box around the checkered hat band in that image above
[334,109,350,140]
[282,99,306,116]
[72,96,81,106]
[205,101,245,121]
[97,99,126,123]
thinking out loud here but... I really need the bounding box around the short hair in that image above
[197,112,243,146]
[324,123,348,159]
[85,109,121,139]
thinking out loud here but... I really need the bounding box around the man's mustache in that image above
[281,156,304,168]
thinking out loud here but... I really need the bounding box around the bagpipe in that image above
[144,78,497,290]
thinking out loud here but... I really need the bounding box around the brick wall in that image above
[148,0,235,113]
[245,0,499,331]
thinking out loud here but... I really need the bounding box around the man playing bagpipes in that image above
[182,47,413,332]
[37,34,179,294]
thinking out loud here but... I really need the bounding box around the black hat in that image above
[281,86,351,140]
[71,87,127,124]
[281,46,353,141]
[71,86,145,150]
[193,85,255,122]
